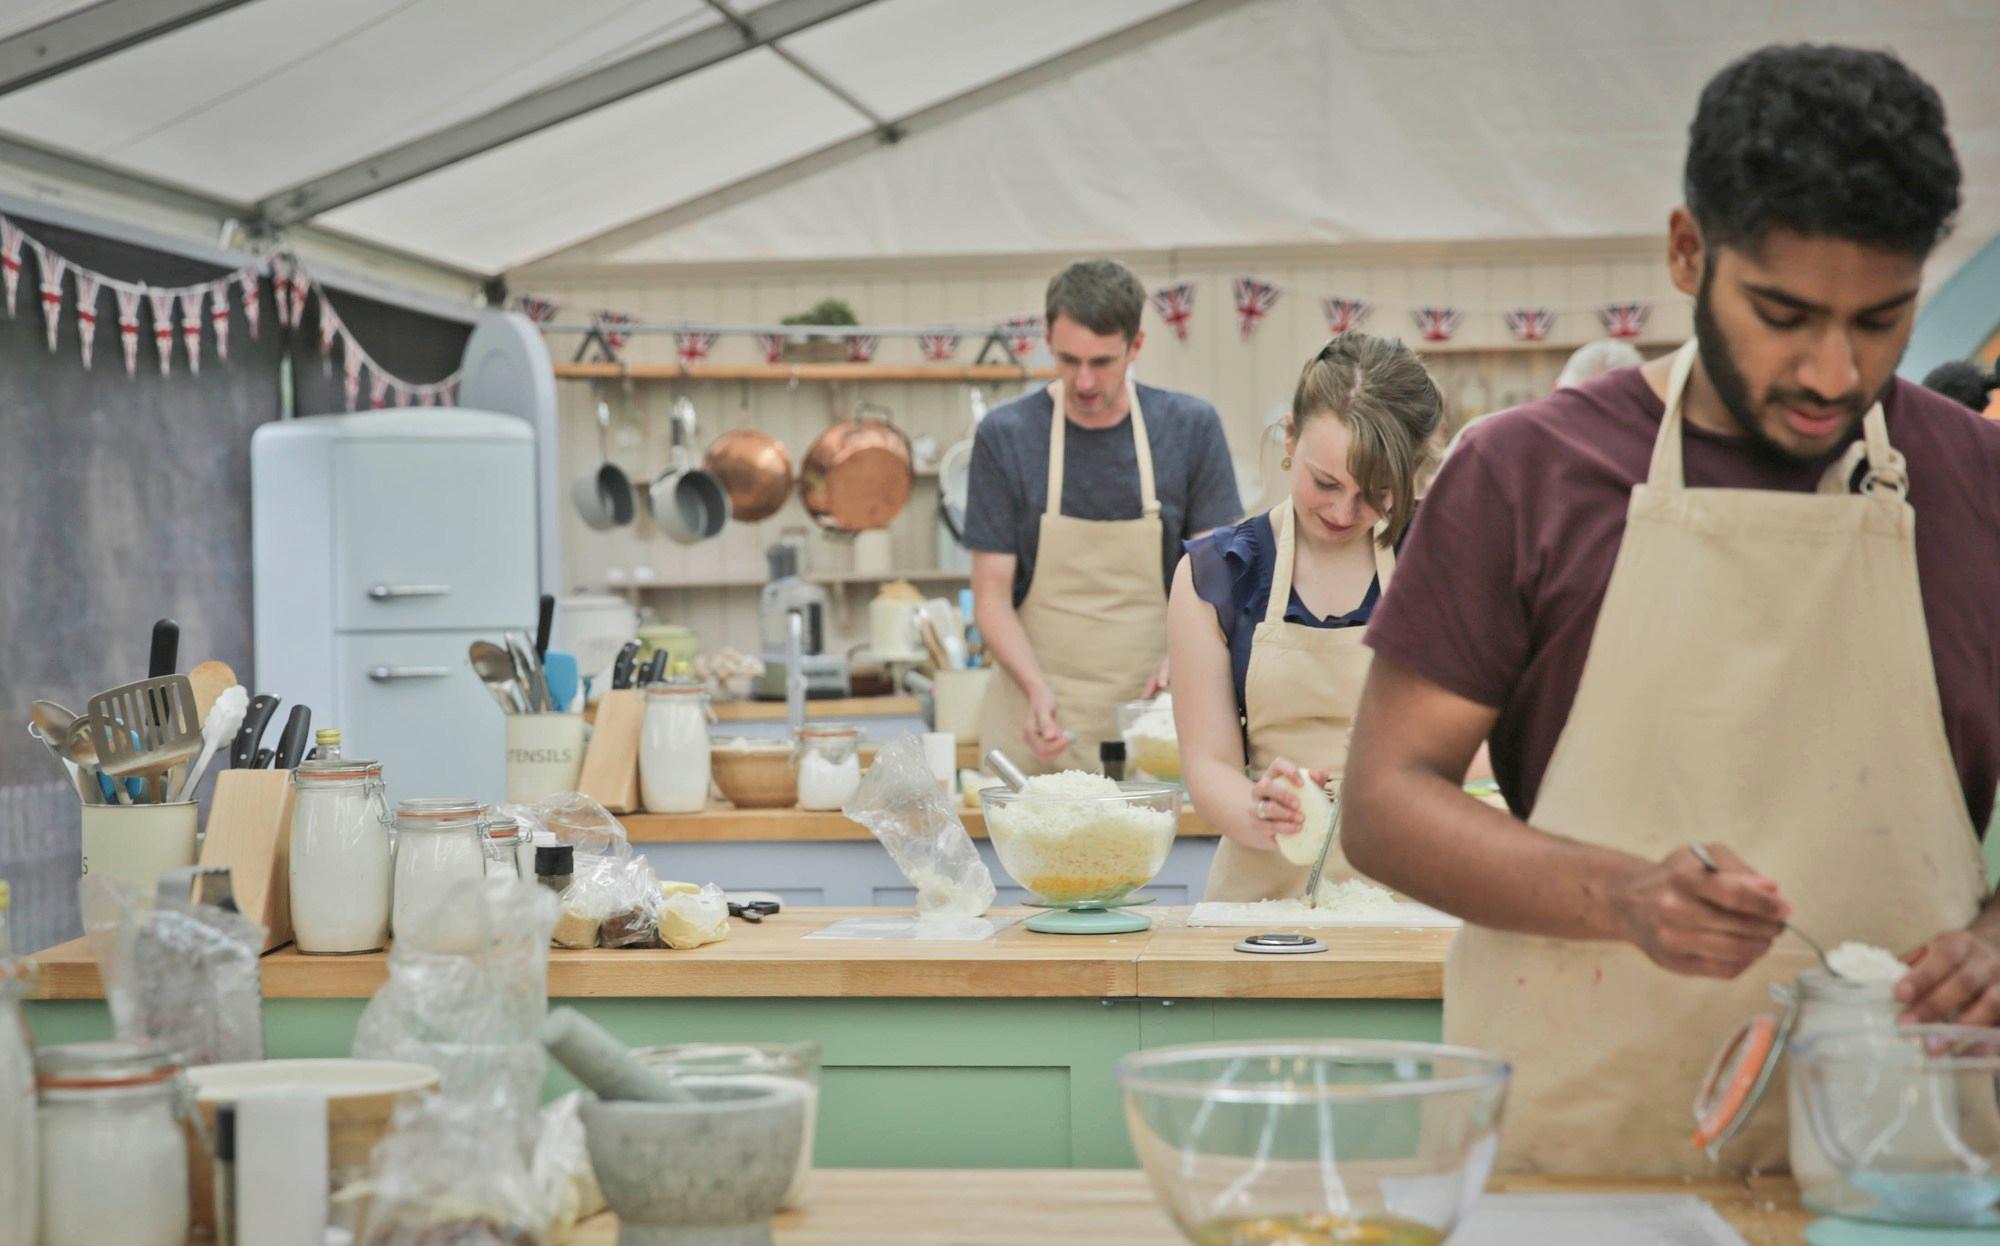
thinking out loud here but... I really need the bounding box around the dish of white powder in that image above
[1826,941,1908,983]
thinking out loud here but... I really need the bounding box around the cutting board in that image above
[198,768,295,952]
[576,688,641,813]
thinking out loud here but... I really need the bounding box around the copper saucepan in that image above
[799,403,913,533]
[703,429,794,523]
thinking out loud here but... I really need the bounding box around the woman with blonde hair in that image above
[1169,334,1444,900]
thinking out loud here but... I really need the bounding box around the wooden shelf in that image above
[556,362,1054,383]
[616,805,1212,843]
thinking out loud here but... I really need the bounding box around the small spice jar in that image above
[535,840,574,896]
[391,798,491,941]
[36,1040,191,1246]
[482,816,527,882]
[794,723,861,811]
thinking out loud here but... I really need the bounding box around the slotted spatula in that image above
[89,674,202,786]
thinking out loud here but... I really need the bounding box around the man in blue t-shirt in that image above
[964,258,1242,772]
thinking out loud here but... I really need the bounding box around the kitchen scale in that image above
[1023,894,1155,935]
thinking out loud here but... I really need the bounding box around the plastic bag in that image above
[557,854,661,948]
[658,883,728,950]
[352,877,557,1144]
[498,793,630,861]
[846,734,995,918]
[531,1093,604,1245]
[358,1091,545,1246]
[81,868,265,1065]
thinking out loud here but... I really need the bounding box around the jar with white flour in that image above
[288,743,392,954]
[640,677,712,813]
[794,723,861,811]
[36,1040,191,1246]
[391,798,492,942]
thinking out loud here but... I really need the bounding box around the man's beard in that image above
[1691,262,1877,467]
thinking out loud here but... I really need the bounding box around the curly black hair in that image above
[1921,360,1997,411]
[1685,44,1960,256]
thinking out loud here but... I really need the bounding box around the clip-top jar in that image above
[640,676,712,813]
[794,723,861,811]
[288,746,391,954]
[391,798,492,941]
[36,1040,191,1246]
[483,815,528,881]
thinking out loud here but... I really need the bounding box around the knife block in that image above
[576,689,642,813]
[198,768,296,953]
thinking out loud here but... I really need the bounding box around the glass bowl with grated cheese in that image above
[979,772,1180,907]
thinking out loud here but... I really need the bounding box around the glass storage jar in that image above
[391,798,491,941]
[288,753,392,954]
[36,1040,191,1246]
[483,815,528,882]
[793,723,861,811]
[640,677,712,814]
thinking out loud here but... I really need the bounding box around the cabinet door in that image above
[337,631,505,807]
[334,439,536,631]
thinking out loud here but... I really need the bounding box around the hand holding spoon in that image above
[1689,842,1842,978]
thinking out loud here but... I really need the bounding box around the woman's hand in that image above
[1233,758,1330,851]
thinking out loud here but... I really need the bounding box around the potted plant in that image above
[780,299,860,363]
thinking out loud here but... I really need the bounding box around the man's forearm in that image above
[1344,763,1643,941]
[976,595,1046,696]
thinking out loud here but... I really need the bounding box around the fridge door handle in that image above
[367,583,453,601]
[368,665,454,682]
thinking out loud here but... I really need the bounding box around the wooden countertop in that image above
[617,805,1213,842]
[574,1169,1814,1244]
[26,907,1449,1002]
[712,695,923,723]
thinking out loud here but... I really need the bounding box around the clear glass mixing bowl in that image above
[1116,1040,1510,1245]
[979,781,1179,907]
[1793,1024,2000,1227]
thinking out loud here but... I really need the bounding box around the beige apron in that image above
[1445,340,1987,1176]
[1203,501,1394,901]
[978,381,1168,775]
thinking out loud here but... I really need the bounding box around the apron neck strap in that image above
[1646,340,1904,498]
[1047,380,1160,517]
[1265,502,1396,625]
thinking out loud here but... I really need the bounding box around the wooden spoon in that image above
[188,660,237,722]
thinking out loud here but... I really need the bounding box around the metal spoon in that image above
[469,640,528,714]
[1689,843,1841,978]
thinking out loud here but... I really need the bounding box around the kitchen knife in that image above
[229,694,280,768]
[641,651,668,686]
[534,593,556,662]
[273,704,313,770]
[252,747,274,769]
[146,618,180,727]
[611,641,640,690]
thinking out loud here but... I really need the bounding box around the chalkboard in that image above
[0,211,470,950]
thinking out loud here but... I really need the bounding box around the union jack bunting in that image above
[755,333,783,364]
[440,379,459,406]
[1504,306,1555,342]
[1002,315,1042,360]
[1150,283,1196,342]
[846,335,880,364]
[268,257,293,329]
[341,341,363,411]
[317,292,340,371]
[1321,297,1371,336]
[181,286,205,375]
[285,263,310,333]
[1,217,24,316]
[1596,301,1650,339]
[676,330,716,364]
[593,311,634,357]
[116,285,143,377]
[36,246,67,353]
[239,269,261,340]
[147,286,176,376]
[918,332,960,362]
[515,295,559,326]
[369,371,391,410]
[392,381,410,407]
[73,271,101,368]
[1411,305,1463,343]
[210,279,233,361]
[1232,276,1280,339]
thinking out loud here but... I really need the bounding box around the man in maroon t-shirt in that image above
[1344,45,2000,1174]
